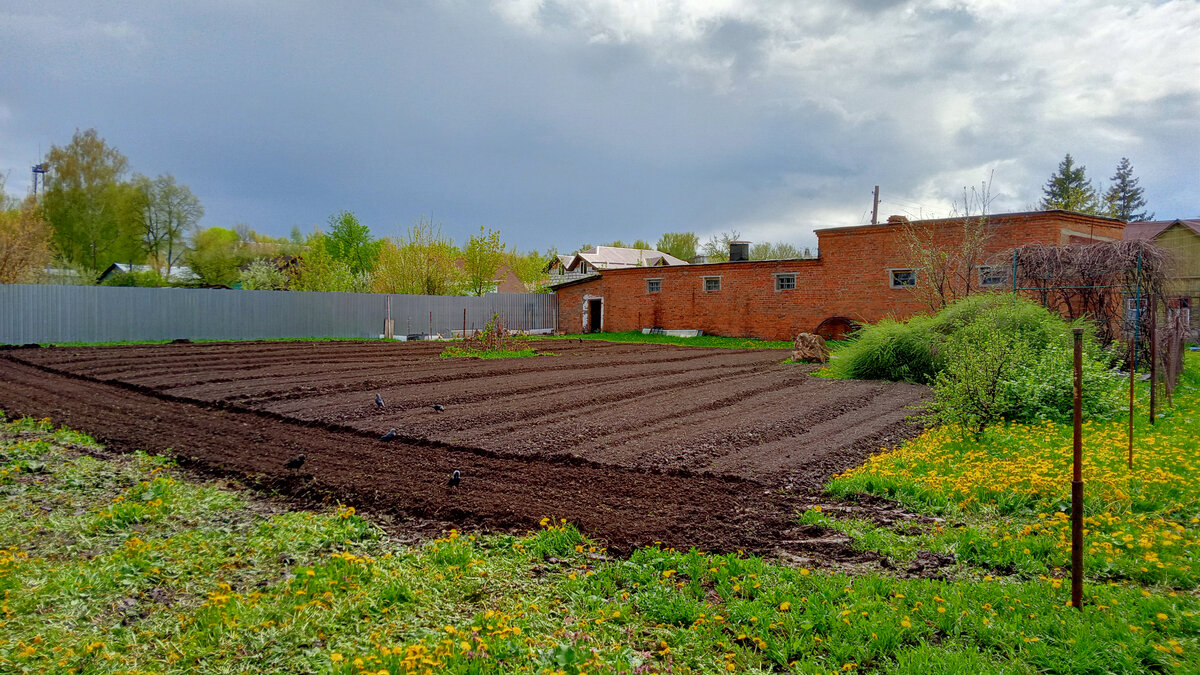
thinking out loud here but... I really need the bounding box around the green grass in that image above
[2,414,1197,674]
[542,330,793,350]
[440,344,548,359]
[823,352,1200,590]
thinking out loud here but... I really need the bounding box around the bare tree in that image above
[134,174,203,279]
[900,176,997,311]
[1011,239,1169,346]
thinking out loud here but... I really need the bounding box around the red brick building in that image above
[552,211,1125,340]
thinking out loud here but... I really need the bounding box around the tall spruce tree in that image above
[1039,153,1100,214]
[1104,157,1153,222]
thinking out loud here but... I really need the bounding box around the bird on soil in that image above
[285,454,307,470]
[431,403,445,412]
[448,470,461,487]
[379,428,397,441]
[375,393,385,409]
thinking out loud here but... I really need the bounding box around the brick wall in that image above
[554,211,1126,340]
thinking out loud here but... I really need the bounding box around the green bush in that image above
[827,316,937,383]
[100,269,166,287]
[832,294,1124,430]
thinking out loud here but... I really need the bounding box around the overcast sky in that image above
[2,0,1197,252]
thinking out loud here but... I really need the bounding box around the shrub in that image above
[239,258,289,290]
[828,316,937,383]
[833,294,1125,430]
[100,269,166,287]
[920,301,1123,431]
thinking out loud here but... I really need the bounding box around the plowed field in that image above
[0,340,927,561]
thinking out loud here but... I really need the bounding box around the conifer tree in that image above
[1039,154,1100,214]
[1104,157,1153,222]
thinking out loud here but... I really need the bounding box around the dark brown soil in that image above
[0,340,928,563]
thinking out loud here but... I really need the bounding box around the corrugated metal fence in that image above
[0,285,558,344]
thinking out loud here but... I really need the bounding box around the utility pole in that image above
[871,186,880,225]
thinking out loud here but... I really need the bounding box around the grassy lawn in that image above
[3,400,1198,674]
[542,330,793,350]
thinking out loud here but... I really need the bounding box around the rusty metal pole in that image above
[463,308,467,339]
[1149,305,1157,424]
[1072,327,1085,610]
[1128,339,1135,469]
[1128,251,1142,469]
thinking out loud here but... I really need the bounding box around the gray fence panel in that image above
[0,285,558,344]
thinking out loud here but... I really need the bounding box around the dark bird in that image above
[431,403,445,412]
[379,428,397,441]
[285,454,306,470]
[448,470,461,487]
[375,393,385,409]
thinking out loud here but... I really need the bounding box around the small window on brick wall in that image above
[775,274,796,291]
[977,265,1007,287]
[646,278,662,293]
[889,269,916,288]
[703,276,721,292]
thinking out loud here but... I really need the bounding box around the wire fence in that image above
[0,285,558,345]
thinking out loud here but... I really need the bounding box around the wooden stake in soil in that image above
[1072,327,1085,610]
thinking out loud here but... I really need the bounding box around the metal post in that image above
[1149,303,1157,424]
[1128,251,1142,469]
[429,311,432,339]
[1128,339,1136,470]
[1011,250,1019,305]
[1072,327,1084,610]
[463,308,467,339]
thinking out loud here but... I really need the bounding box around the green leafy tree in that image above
[1104,157,1153,222]
[656,232,699,262]
[184,226,244,286]
[41,129,143,272]
[631,239,652,250]
[462,226,507,296]
[1039,153,1100,214]
[325,211,379,276]
[372,216,464,295]
[505,249,551,291]
[294,232,367,292]
[132,173,203,279]
[750,242,801,260]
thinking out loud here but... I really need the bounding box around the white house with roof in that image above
[545,246,688,284]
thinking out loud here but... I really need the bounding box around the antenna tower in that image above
[31,163,48,196]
